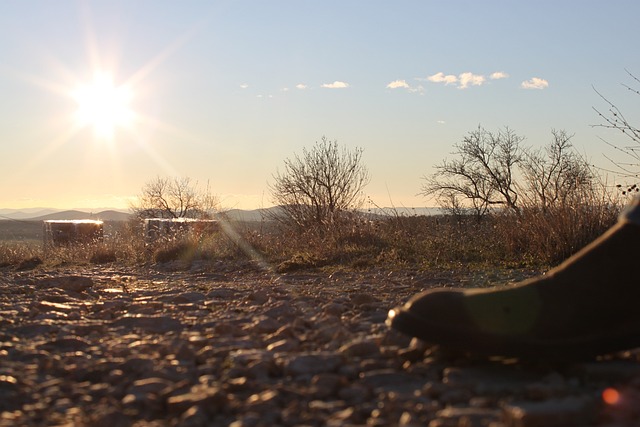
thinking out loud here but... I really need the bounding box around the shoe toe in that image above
[387,288,473,345]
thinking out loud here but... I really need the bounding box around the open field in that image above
[0,220,43,243]
[0,220,131,244]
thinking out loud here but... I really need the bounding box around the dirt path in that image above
[1,263,638,426]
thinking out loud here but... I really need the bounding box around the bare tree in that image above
[592,70,640,181]
[421,126,524,218]
[520,130,595,209]
[131,176,219,219]
[270,136,370,229]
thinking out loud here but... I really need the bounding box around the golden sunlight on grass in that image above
[72,72,134,139]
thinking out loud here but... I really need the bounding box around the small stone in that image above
[224,377,250,392]
[170,292,206,303]
[245,389,280,413]
[310,373,344,398]
[89,409,131,427]
[167,386,227,414]
[251,316,281,334]
[119,357,156,375]
[111,315,183,333]
[443,366,539,395]
[128,377,172,396]
[323,302,348,316]
[207,288,237,299]
[36,276,93,292]
[434,407,501,427]
[0,375,18,391]
[327,407,356,424]
[283,353,343,376]
[37,336,91,352]
[576,360,640,382]
[263,302,296,319]
[339,338,380,358]
[350,293,379,305]
[247,290,269,305]
[180,405,209,427]
[360,369,425,394]
[338,383,371,405]
[502,396,596,427]
[17,256,42,271]
[266,339,298,352]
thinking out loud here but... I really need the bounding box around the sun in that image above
[72,72,134,139]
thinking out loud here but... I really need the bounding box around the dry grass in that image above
[0,194,627,272]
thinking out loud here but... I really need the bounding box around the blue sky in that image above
[1,1,639,210]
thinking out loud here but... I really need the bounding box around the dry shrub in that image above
[497,192,623,264]
[0,242,42,268]
[252,212,512,270]
[153,239,197,263]
[149,225,250,265]
[40,220,147,266]
[1,190,625,272]
[90,245,118,264]
[262,213,394,271]
[260,188,624,270]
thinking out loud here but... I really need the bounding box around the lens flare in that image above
[602,387,621,405]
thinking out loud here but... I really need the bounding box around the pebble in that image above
[35,275,94,292]
[111,315,183,333]
[1,265,639,426]
[283,352,343,376]
[502,396,597,427]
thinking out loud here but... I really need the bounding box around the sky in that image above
[1,1,639,211]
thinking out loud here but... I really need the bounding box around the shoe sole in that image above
[387,306,640,361]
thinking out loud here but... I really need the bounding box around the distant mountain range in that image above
[0,209,133,222]
[0,206,441,222]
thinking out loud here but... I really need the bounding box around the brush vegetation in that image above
[0,192,625,273]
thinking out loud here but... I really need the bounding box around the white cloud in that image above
[240,83,249,89]
[295,83,308,90]
[490,71,509,80]
[436,120,446,124]
[427,72,458,85]
[521,77,549,90]
[458,72,485,89]
[386,80,410,89]
[426,71,487,89]
[321,81,349,89]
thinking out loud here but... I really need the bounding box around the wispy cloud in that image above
[239,83,249,89]
[521,77,549,90]
[386,80,410,89]
[295,83,308,90]
[490,71,509,80]
[427,72,458,85]
[321,81,349,89]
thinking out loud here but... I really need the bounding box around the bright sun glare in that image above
[72,72,134,139]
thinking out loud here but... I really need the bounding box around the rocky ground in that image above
[1,262,639,427]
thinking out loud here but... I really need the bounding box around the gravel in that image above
[1,263,639,426]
